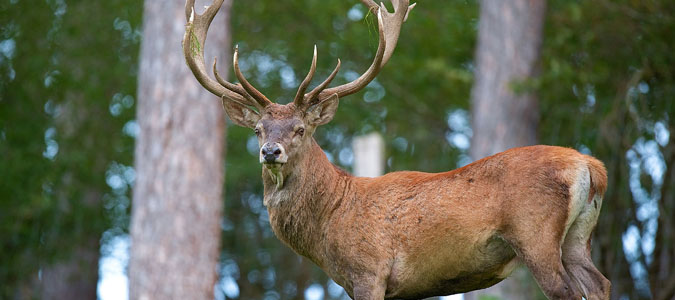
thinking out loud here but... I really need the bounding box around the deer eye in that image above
[296,127,305,136]
[254,128,261,136]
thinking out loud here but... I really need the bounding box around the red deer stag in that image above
[182,0,611,299]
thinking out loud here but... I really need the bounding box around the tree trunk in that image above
[465,0,546,299]
[129,0,231,299]
[469,0,544,160]
[353,133,385,178]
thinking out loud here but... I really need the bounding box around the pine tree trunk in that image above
[129,0,231,298]
[465,0,546,299]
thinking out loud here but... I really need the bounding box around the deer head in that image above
[182,0,414,188]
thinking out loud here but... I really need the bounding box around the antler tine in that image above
[320,10,386,99]
[233,46,273,108]
[294,45,318,108]
[377,0,416,65]
[183,0,260,108]
[213,58,263,110]
[358,0,416,61]
[320,0,413,100]
[305,59,341,106]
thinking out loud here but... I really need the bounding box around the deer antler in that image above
[293,46,342,108]
[233,46,273,107]
[182,0,272,110]
[183,0,413,110]
[316,0,415,101]
[361,0,415,64]
[293,46,319,108]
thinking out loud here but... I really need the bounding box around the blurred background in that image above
[0,0,673,299]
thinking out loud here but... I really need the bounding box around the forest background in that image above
[1,0,673,299]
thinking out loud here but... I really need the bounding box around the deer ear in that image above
[305,94,339,126]
[222,98,260,129]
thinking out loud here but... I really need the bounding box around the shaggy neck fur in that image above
[262,139,352,262]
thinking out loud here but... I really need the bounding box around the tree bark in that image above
[465,0,546,299]
[469,0,544,160]
[129,0,231,299]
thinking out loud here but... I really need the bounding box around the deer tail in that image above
[586,156,608,203]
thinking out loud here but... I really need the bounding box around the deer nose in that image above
[261,143,283,164]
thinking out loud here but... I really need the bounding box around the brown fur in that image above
[250,107,611,300]
[219,98,612,299]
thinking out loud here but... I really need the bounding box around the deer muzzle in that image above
[260,142,288,165]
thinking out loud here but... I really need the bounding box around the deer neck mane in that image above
[261,138,352,259]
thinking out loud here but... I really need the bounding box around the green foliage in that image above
[540,0,674,298]
[0,0,141,296]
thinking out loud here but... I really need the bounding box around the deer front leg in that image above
[346,267,389,300]
[353,280,386,300]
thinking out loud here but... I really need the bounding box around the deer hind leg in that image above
[510,242,582,299]
[504,211,583,299]
[561,196,611,300]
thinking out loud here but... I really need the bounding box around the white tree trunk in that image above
[353,133,385,177]
[129,0,231,298]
